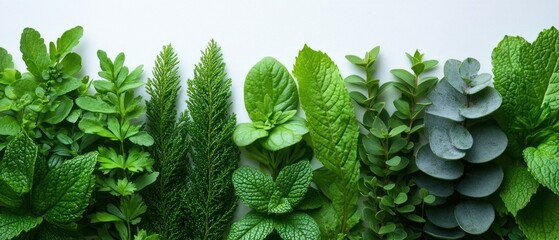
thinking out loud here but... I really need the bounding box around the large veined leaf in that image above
[54,26,83,58]
[293,45,360,236]
[0,47,14,70]
[274,161,313,207]
[244,57,299,121]
[20,27,50,78]
[232,167,275,213]
[275,213,320,240]
[0,213,42,240]
[517,190,559,240]
[0,133,37,195]
[32,152,97,224]
[499,165,539,216]
[524,136,559,195]
[228,211,274,240]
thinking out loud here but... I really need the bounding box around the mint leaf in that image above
[0,213,42,239]
[499,165,539,216]
[228,211,274,240]
[32,152,97,224]
[261,117,308,151]
[20,27,50,78]
[233,123,269,147]
[517,190,559,239]
[0,47,14,70]
[524,136,559,195]
[232,167,274,213]
[275,213,320,240]
[0,115,21,135]
[55,26,83,58]
[0,133,37,195]
[274,161,313,207]
[244,57,299,121]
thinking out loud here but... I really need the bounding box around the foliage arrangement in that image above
[142,44,189,239]
[347,48,439,239]
[76,50,158,239]
[293,45,361,239]
[229,57,320,240]
[184,40,240,240]
[417,58,507,238]
[492,27,559,239]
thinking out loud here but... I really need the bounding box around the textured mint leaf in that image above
[232,167,274,213]
[275,213,320,240]
[274,161,313,207]
[0,47,14,70]
[55,26,83,57]
[499,165,539,216]
[293,45,360,236]
[517,190,559,239]
[20,27,50,77]
[0,115,21,135]
[261,117,308,151]
[244,57,299,121]
[233,123,269,147]
[524,136,559,195]
[0,133,37,194]
[0,213,42,239]
[228,211,273,240]
[32,152,97,224]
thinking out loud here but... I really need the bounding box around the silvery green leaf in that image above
[459,87,502,119]
[425,114,465,160]
[464,123,507,163]
[449,124,472,150]
[444,59,467,93]
[413,173,454,198]
[417,145,464,180]
[454,200,495,235]
[459,58,481,79]
[456,164,503,198]
[425,79,465,121]
[426,204,459,229]
[424,222,465,240]
[465,73,492,95]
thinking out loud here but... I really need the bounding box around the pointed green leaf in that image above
[275,161,313,207]
[499,165,539,216]
[0,214,42,240]
[20,27,50,77]
[0,115,21,136]
[232,167,274,213]
[233,123,269,147]
[75,96,117,113]
[55,26,83,57]
[0,133,37,194]
[228,211,273,240]
[524,136,559,195]
[275,213,320,240]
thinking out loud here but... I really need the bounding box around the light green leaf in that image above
[53,77,82,97]
[499,165,539,216]
[129,131,154,147]
[275,213,320,240]
[0,47,14,70]
[233,167,274,213]
[0,115,21,135]
[59,52,82,75]
[524,136,559,195]
[275,161,313,207]
[90,212,123,223]
[75,96,117,113]
[55,26,83,57]
[44,97,74,124]
[78,118,116,139]
[293,45,360,236]
[0,133,37,194]
[228,211,273,240]
[517,190,559,240]
[32,152,97,224]
[261,117,308,151]
[0,214,43,240]
[244,57,298,121]
[20,27,50,77]
[233,123,269,147]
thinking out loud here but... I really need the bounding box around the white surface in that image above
[1,0,558,219]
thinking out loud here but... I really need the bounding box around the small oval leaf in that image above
[464,123,507,163]
[417,145,464,180]
[426,204,459,229]
[457,164,504,198]
[454,200,495,235]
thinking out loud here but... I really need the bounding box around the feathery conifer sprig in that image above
[185,40,240,240]
[144,44,190,239]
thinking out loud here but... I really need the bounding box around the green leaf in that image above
[32,152,97,224]
[90,212,123,223]
[20,27,50,77]
[344,75,366,88]
[454,200,495,235]
[426,79,465,122]
[345,55,365,66]
[423,222,465,239]
[59,52,82,75]
[75,96,117,113]
[55,26,83,57]
[275,213,320,240]
[78,118,117,139]
[128,131,155,147]
[275,161,313,207]
[293,45,360,236]
[416,145,464,180]
[233,123,269,147]
[262,117,308,151]
[424,114,466,160]
[517,190,559,240]
[414,173,454,198]
[426,204,458,229]
[524,136,559,195]
[0,133,37,194]
[391,69,415,87]
[459,87,502,119]
[464,123,508,163]
[244,57,298,121]
[228,211,274,240]
[44,97,73,124]
[456,164,503,198]
[0,115,21,135]
[499,165,539,216]
[54,77,82,96]
[233,167,274,213]
[0,47,14,70]
[0,214,43,240]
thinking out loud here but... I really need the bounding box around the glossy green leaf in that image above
[417,145,464,180]
[464,123,508,163]
[0,133,37,194]
[54,77,82,96]
[233,167,274,213]
[524,136,559,195]
[0,115,21,136]
[456,164,503,198]
[454,200,494,235]
[20,27,50,77]
[499,165,539,216]
[44,97,73,124]
[275,161,313,207]
[262,117,308,151]
[59,52,81,75]
[32,152,97,224]
[0,214,42,240]
[233,123,269,147]
[75,96,117,113]
[275,213,320,240]
[55,26,83,57]
[228,211,274,240]
[128,131,154,147]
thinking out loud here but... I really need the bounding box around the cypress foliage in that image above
[185,40,240,239]
[143,44,190,239]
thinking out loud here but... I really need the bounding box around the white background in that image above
[2,0,558,218]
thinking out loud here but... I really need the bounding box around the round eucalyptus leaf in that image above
[417,145,464,180]
[465,73,492,95]
[430,128,465,160]
[459,88,502,119]
[428,196,447,206]
[424,222,465,240]
[426,204,459,229]
[454,200,495,235]
[459,58,481,79]
[464,123,508,163]
[449,124,473,150]
[456,164,504,198]
[443,59,466,93]
[425,79,465,122]
[413,173,455,197]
